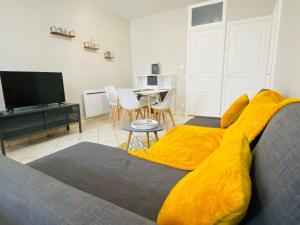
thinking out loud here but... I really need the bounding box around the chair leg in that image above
[112,106,118,127]
[136,109,143,120]
[142,109,145,119]
[162,111,168,131]
[140,109,145,119]
[158,112,161,122]
[153,109,159,121]
[120,109,126,128]
[128,111,132,124]
[167,109,176,127]
[108,106,113,122]
[117,104,121,120]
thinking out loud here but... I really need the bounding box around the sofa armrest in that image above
[0,156,156,225]
[185,116,221,128]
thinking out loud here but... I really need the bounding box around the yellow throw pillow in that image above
[157,131,252,225]
[221,94,249,128]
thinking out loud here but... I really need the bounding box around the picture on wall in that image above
[151,63,159,75]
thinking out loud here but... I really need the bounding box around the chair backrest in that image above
[117,88,141,110]
[159,88,176,109]
[104,86,118,105]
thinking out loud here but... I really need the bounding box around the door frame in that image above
[221,15,273,113]
[269,0,283,89]
[186,0,227,116]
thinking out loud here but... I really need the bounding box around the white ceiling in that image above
[97,0,205,18]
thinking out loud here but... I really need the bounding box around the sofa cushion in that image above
[157,131,252,225]
[221,94,249,128]
[0,155,157,225]
[241,103,300,225]
[29,142,188,221]
[185,116,220,128]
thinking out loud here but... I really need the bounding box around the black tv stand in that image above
[0,103,82,156]
[59,102,67,106]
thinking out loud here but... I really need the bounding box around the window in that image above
[191,2,224,27]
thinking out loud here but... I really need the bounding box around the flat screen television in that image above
[0,71,65,110]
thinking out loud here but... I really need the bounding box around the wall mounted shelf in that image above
[50,26,76,38]
[84,46,99,51]
[50,31,76,38]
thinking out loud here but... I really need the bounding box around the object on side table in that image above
[131,119,159,130]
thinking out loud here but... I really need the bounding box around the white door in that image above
[222,17,272,111]
[187,27,225,117]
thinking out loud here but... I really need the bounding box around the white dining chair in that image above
[151,88,176,130]
[117,88,147,127]
[104,86,120,127]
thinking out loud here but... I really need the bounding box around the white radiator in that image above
[83,90,110,118]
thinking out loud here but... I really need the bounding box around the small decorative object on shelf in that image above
[104,51,115,60]
[50,26,76,38]
[84,39,99,50]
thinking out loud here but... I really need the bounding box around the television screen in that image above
[0,71,65,109]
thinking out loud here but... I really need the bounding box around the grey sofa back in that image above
[242,103,300,224]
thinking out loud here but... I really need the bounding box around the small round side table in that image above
[123,124,164,151]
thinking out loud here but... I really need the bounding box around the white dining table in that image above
[133,89,169,118]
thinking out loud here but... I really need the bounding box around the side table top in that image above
[123,124,164,132]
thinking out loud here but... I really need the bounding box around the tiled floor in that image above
[6,114,192,164]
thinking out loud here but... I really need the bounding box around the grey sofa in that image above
[0,103,299,225]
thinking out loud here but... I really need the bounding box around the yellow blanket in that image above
[130,126,224,170]
[129,90,300,170]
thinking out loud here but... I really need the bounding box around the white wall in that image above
[273,0,300,97]
[227,0,276,21]
[131,8,188,114]
[0,0,132,115]
[130,0,276,114]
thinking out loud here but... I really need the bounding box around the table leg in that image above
[146,132,150,148]
[126,131,132,151]
[157,93,161,102]
[154,131,159,142]
[147,95,151,118]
